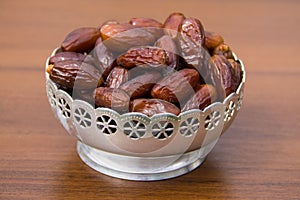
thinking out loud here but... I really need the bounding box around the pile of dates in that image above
[47,12,242,117]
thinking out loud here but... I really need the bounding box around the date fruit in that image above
[209,55,238,99]
[228,59,242,87]
[94,87,130,113]
[49,52,86,64]
[61,27,101,53]
[130,98,180,117]
[213,43,234,59]
[129,17,163,38]
[182,84,217,111]
[155,35,179,70]
[204,31,224,50]
[100,23,156,53]
[106,66,129,88]
[49,60,102,89]
[151,68,200,105]
[117,46,170,69]
[120,71,161,99]
[93,39,115,78]
[178,17,206,71]
[163,12,186,38]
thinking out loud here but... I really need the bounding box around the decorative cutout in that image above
[179,117,200,137]
[224,101,236,122]
[57,98,71,118]
[96,115,118,135]
[47,84,56,107]
[74,107,92,128]
[123,120,147,139]
[237,91,244,111]
[205,111,221,130]
[152,121,174,140]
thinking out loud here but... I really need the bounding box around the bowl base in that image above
[77,141,207,181]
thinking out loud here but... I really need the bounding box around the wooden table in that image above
[1,0,299,199]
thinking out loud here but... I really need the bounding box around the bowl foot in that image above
[77,141,207,181]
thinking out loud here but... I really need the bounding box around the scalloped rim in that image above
[45,47,246,120]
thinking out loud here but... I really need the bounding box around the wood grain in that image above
[1,0,300,199]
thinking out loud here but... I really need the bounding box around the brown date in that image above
[213,43,234,59]
[130,98,180,117]
[61,27,101,53]
[209,55,238,99]
[228,59,242,87]
[117,46,170,69]
[151,68,200,105]
[163,12,186,38]
[182,84,217,112]
[129,17,163,39]
[155,35,179,70]
[106,66,129,88]
[204,31,224,50]
[49,60,102,89]
[100,23,156,53]
[120,71,161,99]
[177,17,206,71]
[72,89,94,104]
[49,52,86,64]
[94,87,130,113]
[93,38,115,78]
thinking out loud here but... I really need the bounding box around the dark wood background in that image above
[1,0,299,199]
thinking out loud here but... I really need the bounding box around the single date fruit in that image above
[163,12,186,38]
[106,66,129,88]
[117,46,170,69]
[61,27,101,53]
[49,52,86,64]
[209,55,238,99]
[129,17,163,38]
[151,68,200,105]
[49,60,102,89]
[155,35,179,70]
[182,84,217,111]
[94,87,130,113]
[130,98,180,117]
[120,71,161,99]
[204,31,224,50]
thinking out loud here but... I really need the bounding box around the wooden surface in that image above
[1,0,300,199]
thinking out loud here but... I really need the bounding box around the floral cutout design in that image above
[47,85,56,107]
[205,111,221,131]
[237,91,244,111]
[57,97,71,118]
[123,120,147,139]
[224,101,236,122]
[179,117,200,137]
[74,107,92,128]
[96,114,118,135]
[152,121,174,140]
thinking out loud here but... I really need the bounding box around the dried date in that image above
[204,31,224,50]
[209,55,238,99]
[100,23,156,53]
[182,84,217,111]
[61,27,101,53]
[120,71,161,99]
[163,12,186,38]
[213,43,234,59]
[49,52,86,64]
[155,35,179,70]
[130,98,180,117]
[94,87,130,113]
[151,68,200,105]
[177,17,206,72]
[117,46,170,69]
[49,60,102,89]
[129,17,163,38]
[106,66,129,88]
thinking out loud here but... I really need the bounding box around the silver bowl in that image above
[45,48,246,181]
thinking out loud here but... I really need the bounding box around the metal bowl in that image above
[45,48,246,181]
